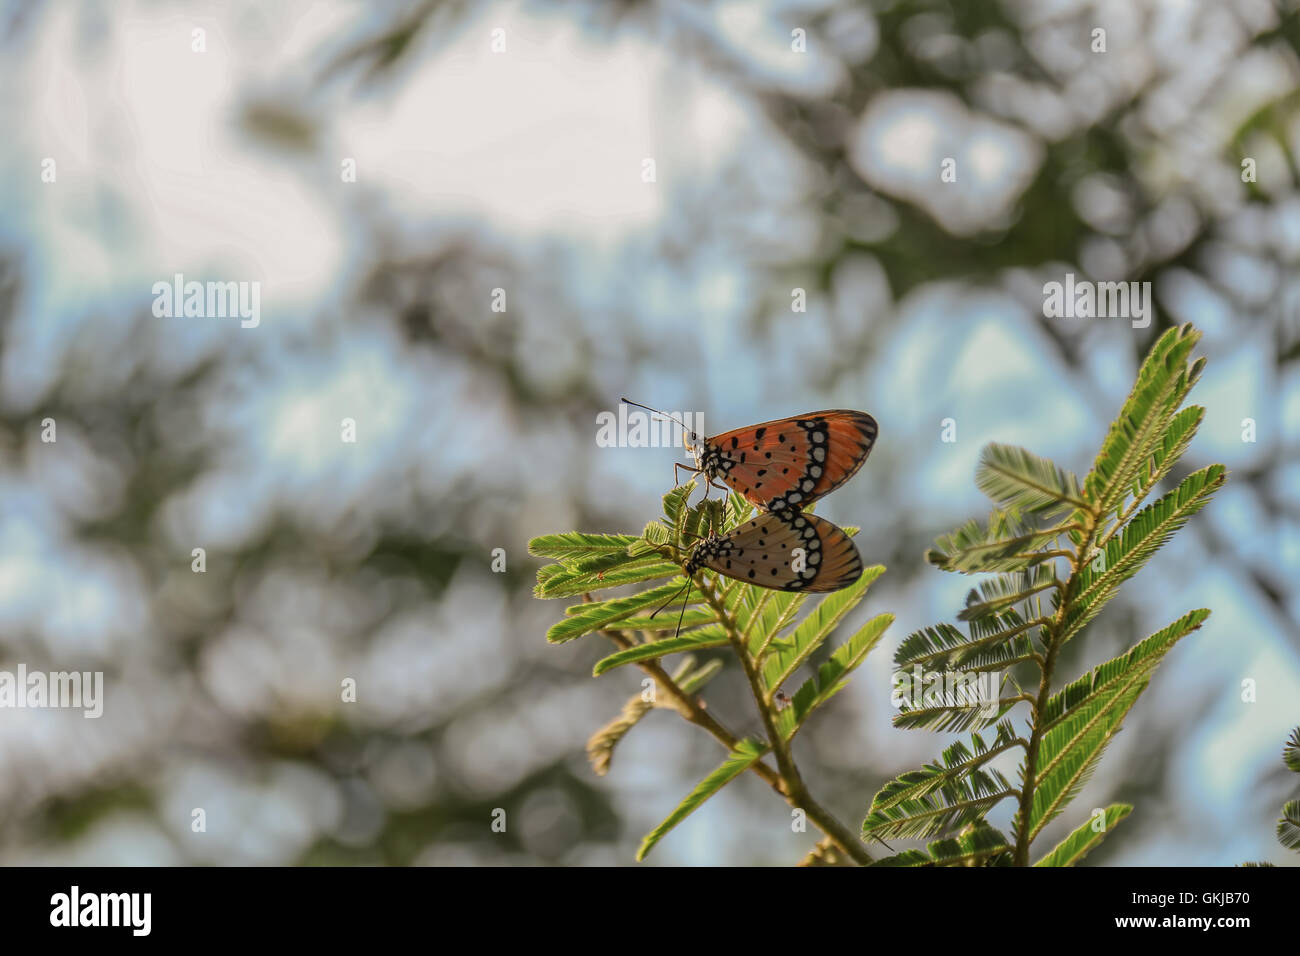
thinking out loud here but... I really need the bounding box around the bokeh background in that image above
[1,0,1297,866]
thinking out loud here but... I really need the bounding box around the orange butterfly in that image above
[685,509,862,593]
[622,400,878,512]
[645,508,862,637]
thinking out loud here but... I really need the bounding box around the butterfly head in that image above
[683,531,730,576]
[683,428,705,465]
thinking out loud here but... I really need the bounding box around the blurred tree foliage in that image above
[2,0,1297,864]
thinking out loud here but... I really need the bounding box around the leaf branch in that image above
[694,575,874,865]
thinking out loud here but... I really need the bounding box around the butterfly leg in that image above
[673,462,702,488]
[701,473,730,501]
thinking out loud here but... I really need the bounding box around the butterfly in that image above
[684,508,863,593]
[622,400,878,513]
[643,507,862,640]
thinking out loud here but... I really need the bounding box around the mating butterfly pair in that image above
[625,400,878,593]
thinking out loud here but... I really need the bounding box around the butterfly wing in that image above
[700,411,878,511]
[688,510,863,592]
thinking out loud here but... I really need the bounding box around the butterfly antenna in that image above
[647,580,689,620]
[620,398,691,432]
[670,587,691,640]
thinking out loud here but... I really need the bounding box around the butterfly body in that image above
[684,509,863,592]
[685,410,878,512]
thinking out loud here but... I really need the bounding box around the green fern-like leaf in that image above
[777,611,894,739]
[1033,804,1132,866]
[684,497,725,543]
[1137,404,1205,500]
[892,663,1015,733]
[535,555,681,599]
[871,822,1012,867]
[895,608,1041,673]
[662,481,696,541]
[744,589,809,656]
[1283,727,1300,774]
[957,565,1058,621]
[760,566,884,696]
[677,658,724,694]
[547,580,704,643]
[592,628,730,676]
[976,444,1085,517]
[927,510,1070,573]
[640,520,671,547]
[863,768,1016,841]
[869,721,1021,815]
[528,531,640,561]
[1024,610,1211,839]
[1278,800,1300,850]
[1057,466,1226,645]
[1080,323,1203,519]
[612,608,719,633]
[636,738,768,862]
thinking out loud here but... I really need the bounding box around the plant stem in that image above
[1013,515,1097,865]
[596,626,787,795]
[1013,643,1057,865]
[695,576,874,866]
